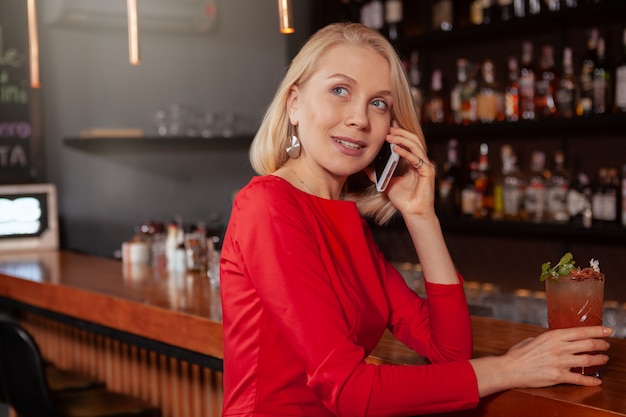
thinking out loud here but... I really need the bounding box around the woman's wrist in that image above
[469,355,515,398]
[401,210,440,229]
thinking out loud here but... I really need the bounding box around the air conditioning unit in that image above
[44,0,217,34]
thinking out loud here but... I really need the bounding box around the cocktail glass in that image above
[545,270,605,377]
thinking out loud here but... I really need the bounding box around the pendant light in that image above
[278,0,294,34]
[127,0,140,65]
[26,0,40,88]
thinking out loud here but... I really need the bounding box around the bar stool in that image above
[0,318,161,417]
[0,314,106,394]
[44,362,106,392]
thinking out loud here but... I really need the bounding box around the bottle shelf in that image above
[63,135,255,153]
[422,113,626,140]
[394,0,626,51]
[315,1,626,265]
[377,215,626,243]
[439,217,626,242]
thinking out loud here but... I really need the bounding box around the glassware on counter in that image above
[543,253,605,377]
[207,236,221,288]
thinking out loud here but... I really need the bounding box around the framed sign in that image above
[0,0,43,184]
[0,183,58,252]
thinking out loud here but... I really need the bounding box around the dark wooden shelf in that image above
[422,113,626,141]
[63,135,255,153]
[373,215,626,244]
[439,217,626,242]
[394,0,626,51]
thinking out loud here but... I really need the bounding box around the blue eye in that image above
[372,99,388,111]
[332,86,349,97]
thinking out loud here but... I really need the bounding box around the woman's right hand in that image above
[470,326,613,398]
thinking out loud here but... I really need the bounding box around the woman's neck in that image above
[275,163,344,200]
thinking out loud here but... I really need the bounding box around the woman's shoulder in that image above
[233,175,303,208]
[237,175,295,198]
[235,175,359,216]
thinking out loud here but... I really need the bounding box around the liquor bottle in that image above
[450,59,464,124]
[492,172,504,221]
[408,51,424,122]
[497,0,514,21]
[527,0,542,14]
[165,221,179,271]
[615,29,626,113]
[596,168,619,224]
[432,0,454,31]
[462,161,478,218]
[384,0,403,41]
[577,28,598,116]
[470,0,484,25]
[591,168,610,224]
[545,0,561,11]
[524,150,549,223]
[546,151,570,223]
[519,41,536,120]
[437,139,462,218]
[361,0,384,32]
[555,47,578,118]
[606,168,619,224]
[505,56,520,122]
[425,69,447,124]
[474,143,494,219]
[567,169,593,228]
[481,0,497,24]
[150,221,167,271]
[513,0,526,17]
[461,61,478,125]
[360,1,371,28]
[534,44,557,119]
[592,36,610,114]
[184,223,209,273]
[622,164,626,226]
[451,58,476,124]
[476,60,504,123]
[172,224,188,272]
[500,145,524,221]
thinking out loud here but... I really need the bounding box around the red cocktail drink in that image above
[545,266,605,377]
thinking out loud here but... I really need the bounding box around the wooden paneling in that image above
[21,313,222,417]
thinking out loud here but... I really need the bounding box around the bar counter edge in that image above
[1,250,625,417]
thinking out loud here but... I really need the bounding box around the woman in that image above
[219,22,611,416]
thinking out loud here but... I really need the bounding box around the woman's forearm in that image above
[403,212,460,285]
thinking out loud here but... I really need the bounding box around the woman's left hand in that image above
[381,123,436,216]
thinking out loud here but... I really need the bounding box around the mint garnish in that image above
[540,252,576,282]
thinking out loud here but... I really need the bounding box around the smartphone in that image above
[373,142,400,192]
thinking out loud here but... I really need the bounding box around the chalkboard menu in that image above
[0,0,43,184]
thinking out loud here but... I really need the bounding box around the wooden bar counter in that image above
[0,250,225,417]
[1,250,625,417]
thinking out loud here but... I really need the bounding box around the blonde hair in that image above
[250,22,425,225]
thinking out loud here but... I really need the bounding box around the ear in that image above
[286,86,300,125]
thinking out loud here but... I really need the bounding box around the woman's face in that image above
[287,44,393,180]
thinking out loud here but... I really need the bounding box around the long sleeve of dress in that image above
[220,176,479,417]
[383,257,474,364]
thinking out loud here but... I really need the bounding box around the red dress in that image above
[220,175,479,416]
